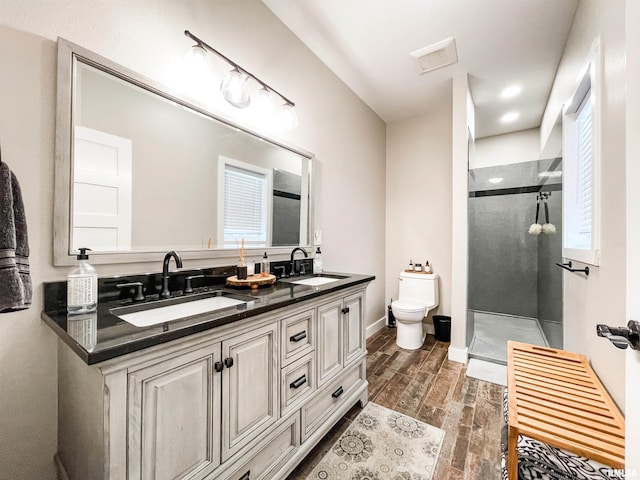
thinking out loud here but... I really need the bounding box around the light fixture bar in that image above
[184,30,295,107]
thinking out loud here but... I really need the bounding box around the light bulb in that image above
[221,68,250,108]
[280,103,298,130]
[255,87,275,115]
[189,44,207,63]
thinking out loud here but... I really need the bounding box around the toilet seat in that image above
[392,299,427,313]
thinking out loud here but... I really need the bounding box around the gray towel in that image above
[0,159,32,312]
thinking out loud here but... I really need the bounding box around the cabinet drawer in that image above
[281,309,315,365]
[281,353,315,416]
[301,360,366,442]
[224,413,299,480]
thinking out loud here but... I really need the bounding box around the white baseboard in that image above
[448,345,468,364]
[366,316,387,338]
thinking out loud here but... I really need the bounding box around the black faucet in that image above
[159,250,183,299]
[290,247,308,276]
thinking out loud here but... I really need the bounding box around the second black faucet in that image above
[159,251,183,299]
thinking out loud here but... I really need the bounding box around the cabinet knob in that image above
[331,386,344,399]
[341,307,350,314]
[289,331,307,342]
[224,357,234,368]
[214,361,224,372]
[289,374,307,389]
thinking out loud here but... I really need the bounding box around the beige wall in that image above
[473,128,541,169]
[541,0,627,408]
[0,1,386,478]
[385,91,453,330]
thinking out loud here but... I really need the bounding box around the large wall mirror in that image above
[54,38,313,265]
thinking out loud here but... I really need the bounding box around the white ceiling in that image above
[262,0,578,138]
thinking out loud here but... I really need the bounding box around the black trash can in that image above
[433,315,451,342]
[387,303,396,328]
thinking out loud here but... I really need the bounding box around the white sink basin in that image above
[112,292,252,327]
[289,276,341,287]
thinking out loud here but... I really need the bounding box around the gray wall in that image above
[468,159,562,333]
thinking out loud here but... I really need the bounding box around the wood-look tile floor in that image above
[287,327,505,480]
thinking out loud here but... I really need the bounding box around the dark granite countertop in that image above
[42,271,374,365]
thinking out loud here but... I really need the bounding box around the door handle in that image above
[596,320,640,350]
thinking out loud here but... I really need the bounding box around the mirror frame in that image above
[54,38,314,266]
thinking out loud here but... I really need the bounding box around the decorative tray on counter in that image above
[226,274,277,289]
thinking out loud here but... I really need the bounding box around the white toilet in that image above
[391,271,439,350]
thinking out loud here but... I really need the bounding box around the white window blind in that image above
[576,91,593,239]
[223,164,267,244]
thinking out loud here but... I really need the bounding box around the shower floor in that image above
[468,310,548,364]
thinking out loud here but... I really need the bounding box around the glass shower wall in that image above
[467,158,563,359]
[536,159,563,348]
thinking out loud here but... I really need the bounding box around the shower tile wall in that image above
[468,159,563,342]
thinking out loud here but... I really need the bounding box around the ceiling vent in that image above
[410,37,458,75]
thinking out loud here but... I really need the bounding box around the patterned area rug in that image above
[305,402,445,480]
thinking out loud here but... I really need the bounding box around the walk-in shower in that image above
[467,158,563,365]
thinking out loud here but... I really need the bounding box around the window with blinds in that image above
[562,39,600,266]
[576,91,593,240]
[223,164,268,246]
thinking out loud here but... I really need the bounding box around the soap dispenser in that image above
[313,247,323,274]
[260,252,270,277]
[67,247,98,314]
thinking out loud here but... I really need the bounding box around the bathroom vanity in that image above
[42,271,373,480]
[43,36,373,480]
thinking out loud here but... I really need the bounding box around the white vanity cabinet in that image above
[126,322,279,479]
[316,290,365,386]
[55,285,369,480]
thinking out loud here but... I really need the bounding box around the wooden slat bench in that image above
[507,341,625,480]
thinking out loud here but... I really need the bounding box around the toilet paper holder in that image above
[596,320,640,350]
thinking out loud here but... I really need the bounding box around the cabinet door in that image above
[128,344,222,480]
[222,322,279,461]
[343,291,365,365]
[316,299,343,386]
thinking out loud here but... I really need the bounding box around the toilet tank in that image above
[398,272,439,308]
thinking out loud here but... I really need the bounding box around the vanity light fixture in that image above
[184,30,298,129]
